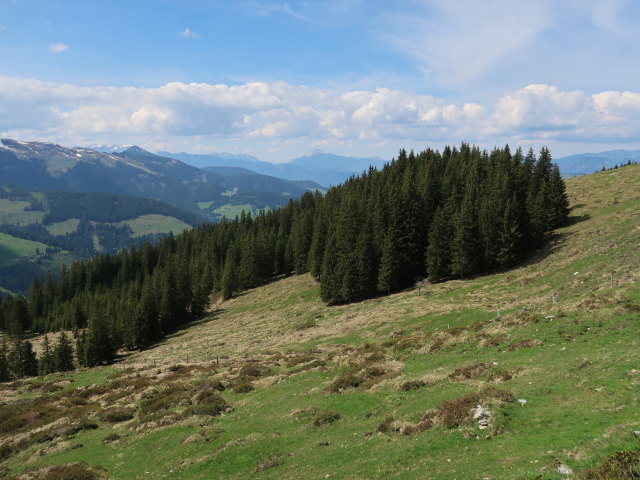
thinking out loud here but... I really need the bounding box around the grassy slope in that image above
[1,166,639,480]
[0,232,49,267]
[115,214,192,237]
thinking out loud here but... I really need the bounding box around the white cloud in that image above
[1,75,640,157]
[49,42,68,53]
[179,28,202,39]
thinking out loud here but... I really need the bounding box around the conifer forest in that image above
[0,144,568,376]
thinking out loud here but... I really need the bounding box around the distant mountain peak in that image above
[303,149,325,157]
[122,146,155,156]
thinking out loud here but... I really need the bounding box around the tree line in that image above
[0,144,569,377]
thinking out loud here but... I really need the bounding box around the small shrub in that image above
[102,433,121,444]
[100,407,134,423]
[394,337,422,352]
[362,366,386,378]
[0,444,13,462]
[289,360,326,374]
[42,463,98,480]
[445,326,467,336]
[285,354,316,368]
[427,338,445,354]
[232,379,255,393]
[577,450,640,479]
[400,380,427,392]
[66,420,99,435]
[377,417,396,433]
[449,362,493,380]
[313,411,341,426]
[326,372,363,393]
[185,391,230,417]
[254,453,281,473]
[139,385,190,419]
[623,303,640,312]
[437,387,514,429]
[238,364,267,378]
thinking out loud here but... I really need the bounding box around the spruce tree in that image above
[54,331,74,372]
[38,334,55,376]
[425,203,453,281]
[0,338,9,382]
[220,249,239,300]
[377,225,401,294]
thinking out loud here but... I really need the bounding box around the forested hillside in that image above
[0,144,568,370]
[0,186,199,293]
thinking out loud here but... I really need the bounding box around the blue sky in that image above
[1,0,640,162]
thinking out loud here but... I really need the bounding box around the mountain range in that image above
[555,149,640,174]
[0,139,324,221]
[160,150,387,187]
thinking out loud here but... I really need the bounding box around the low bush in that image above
[139,385,190,419]
[232,379,255,393]
[42,463,99,480]
[285,354,316,368]
[577,450,640,479]
[313,411,341,426]
[326,372,363,393]
[100,407,135,423]
[102,433,121,444]
[400,380,427,391]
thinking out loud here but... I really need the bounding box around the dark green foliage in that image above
[41,463,99,480]
[7,337,38,378]
[313,410,341,426]
[38,334,55,376]
[577,450,640,479]
[4,143,568,367]
[100,407,135,423]
[0,338,9,382]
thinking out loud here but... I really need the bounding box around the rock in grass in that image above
[555,463,573,475]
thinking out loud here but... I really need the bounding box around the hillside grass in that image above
[0,199,44,225]
[0,232,48,267]
[115,214,191,237]
[213,203,255,219]
[0,165,639,479]
[46,218,80,236]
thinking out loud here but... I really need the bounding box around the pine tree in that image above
[38,334,55,375]
[0,338,9,382]
[425,203,453,281]
[496,196,521,268]
[548,164,569,228]
[220,249,239,300]
[7,337,38,378]
[54,331,74,372]
[82,309,114,367]
[377,225,401,294]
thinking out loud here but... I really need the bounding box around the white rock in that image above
[555,464,573,475]
[574,271,579,276]
[472,406,491,420]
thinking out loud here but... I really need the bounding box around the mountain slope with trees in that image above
[0,143,568,365]
[0,139,320,221]
[0,161,637,479]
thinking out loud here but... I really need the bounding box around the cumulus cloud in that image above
[49,42,68,53]
[179,28,202,39]
[1,75,640,155]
